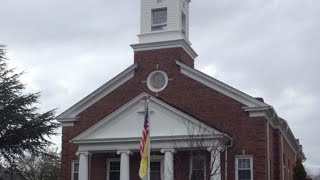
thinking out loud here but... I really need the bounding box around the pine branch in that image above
[0,45,59,171]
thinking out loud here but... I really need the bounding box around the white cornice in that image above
[176,60,267,107]
[279,120,302,154]
[131,39,198,59]
[73,134,226,145]
[77,137,226,153]
[244,107,302,154]
[56,64,138,124]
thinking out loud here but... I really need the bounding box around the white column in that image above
[161,149,175,180]
[117,150,132,180]
[207,148,221,180]
[77,152,89,180]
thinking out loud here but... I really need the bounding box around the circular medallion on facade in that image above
[147,70,169,92]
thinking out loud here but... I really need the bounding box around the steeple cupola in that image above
[138,0,191,44]
[131,0,197,66]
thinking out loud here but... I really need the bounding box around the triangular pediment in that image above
[73,93,225,143]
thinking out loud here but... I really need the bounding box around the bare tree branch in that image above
[169,121,229,180]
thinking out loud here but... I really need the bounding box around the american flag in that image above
[139,104,150,179]
[140,105,149,157]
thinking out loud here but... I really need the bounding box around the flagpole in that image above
[146,96,151,180]
[140,96,151,180]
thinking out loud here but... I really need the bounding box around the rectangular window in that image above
[107,159,120,180]
[181,11,186,34]
[152,8,167,31]
[150,161,161,180]
[235,156,253,180]
[72,161,79,180]
[190,157,205,180]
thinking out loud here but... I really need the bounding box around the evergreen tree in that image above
[0,45,59,170]
[293,159,307,180]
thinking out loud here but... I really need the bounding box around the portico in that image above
[72,93,229,180]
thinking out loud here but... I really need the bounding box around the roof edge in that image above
[56,63,138,123]
[176,60,267,107]
[72,134,227,145]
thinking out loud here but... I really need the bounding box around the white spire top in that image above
[138,0,191,44]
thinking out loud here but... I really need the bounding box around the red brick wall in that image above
[269,125,278,180]
[272,127,282,180]
[174,150,216,180]
[61,127,78,180]
[60,47,294,180]
[90,153,119,180]
[134,47,194,68]
[129,153,141,180]
[282,135,296,180]
[269,127,297,180]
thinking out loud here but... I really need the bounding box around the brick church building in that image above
[57,0,305,180]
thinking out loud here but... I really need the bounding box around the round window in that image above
[147,70,169,92]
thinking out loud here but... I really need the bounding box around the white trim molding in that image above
[71,160,79,180]
[106,158,120,180]
[131,39,198,59]
[176,60,267,107]
[235,155,253,180]
[150,155,165,180]
[147,70,169,92]
[56,64,138,127]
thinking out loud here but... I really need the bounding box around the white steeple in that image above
[138,0,191,44]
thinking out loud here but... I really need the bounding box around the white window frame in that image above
[106,158,121,180]
[71,161,79,180]
[235,155,253,180]
[189,156,206,180]
[150,155,164,180]
[151,8,167,31]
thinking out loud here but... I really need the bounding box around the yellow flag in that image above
[139,136,149,179]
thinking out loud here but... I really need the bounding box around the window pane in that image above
[152,9,167,25]
[191,158,204,180]
[192,159,204,170]
[238,159,250,169]
[73,162,79,172]
[109,172,120,180]
[238,170,251,180]
[150,172,161,180]
[182,12,186,30]
[191,170,204,180]
[109,161,120,180]
[73,173,79,180]
[150,162,161,172]
[150,161,161,180]
[110,161,120,171]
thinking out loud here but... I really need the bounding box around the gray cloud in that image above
[1,0,319,170]
[194,0,320,169]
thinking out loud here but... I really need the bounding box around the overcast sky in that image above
[1,0,319,172]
